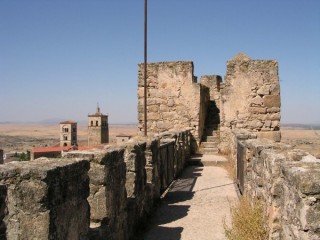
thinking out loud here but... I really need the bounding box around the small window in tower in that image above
[96,121,98,126]
[91,121,93,126]
[64,136,68,141]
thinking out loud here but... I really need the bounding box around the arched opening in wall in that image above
[63,126,69,133]
[64,136,68,141]
[96,121,98,126]
[91,121,93,126]
[63,143,67,146]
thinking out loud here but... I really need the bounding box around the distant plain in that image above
[0,123,138,152]
[0,123,319,158]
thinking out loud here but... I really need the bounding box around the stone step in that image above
[202,136,219,142]
[198,147,219,155]
[187,154,228,166]
[200,142,217,148]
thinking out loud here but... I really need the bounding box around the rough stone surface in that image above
[233,130,320,240]
[0,150,3,164]
[0,158,90,240]
[216,54,282,155]
[220,53,281,146]
[138,62,209,152]
[65,129,191,240]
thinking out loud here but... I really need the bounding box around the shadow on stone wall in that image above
[0,129,192,240]
[0,185,7,240]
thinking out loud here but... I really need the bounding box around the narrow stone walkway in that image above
[143,154,239,240]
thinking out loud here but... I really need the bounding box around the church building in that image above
[88,104,109,146]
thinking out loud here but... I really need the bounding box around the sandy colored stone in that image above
[263,95,281,108]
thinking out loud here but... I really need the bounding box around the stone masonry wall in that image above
[0,159,90,240]
[233,131,320,240]
[0,184,6,239]
[200,75,222,110]
[138,61,209,151]
[220,53,281,145]
[0,149,3,164]
[65,129,191,240]
[0,129,190,240]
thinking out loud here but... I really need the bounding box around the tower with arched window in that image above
[59,121,77,147]
[88,104,109,146]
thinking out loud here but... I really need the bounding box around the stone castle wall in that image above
[0,159,90,239]
[220,54,281,144]
[231,130,320,240]
[138,61,209,151]
[200,75,222,110]
[0,129,191,239]
[0,150,3,164]
[138,54,281,155]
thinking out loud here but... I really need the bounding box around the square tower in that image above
[88,105,109,146]
[59,121,77,147]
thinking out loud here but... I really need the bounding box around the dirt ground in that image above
[281,128,320,158]
[0,123,138,153]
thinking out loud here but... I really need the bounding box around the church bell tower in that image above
[87,104,109,146]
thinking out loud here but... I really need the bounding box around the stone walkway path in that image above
[143,154,239,240]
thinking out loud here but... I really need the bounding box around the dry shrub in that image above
[224,196,268,240]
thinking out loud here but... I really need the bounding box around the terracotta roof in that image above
[32,146,76,153]
[60,121,77,124]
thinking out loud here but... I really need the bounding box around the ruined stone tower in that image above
[87,104,109,146]
[137,53,281,154]
[59,121,77,146]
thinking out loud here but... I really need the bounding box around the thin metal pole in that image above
[144,0,148,136]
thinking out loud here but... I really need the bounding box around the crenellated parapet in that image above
[0,158,90,239]
[231,129,320,240]
[0,129,191,239]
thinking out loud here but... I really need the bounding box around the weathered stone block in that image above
[267,107,280,113]
[257,85,270,95]
[0,185,6,239]
[249,120,264,129]
[251,95,263,106]
[263,95,281,108]
[256,131,281,142]
[148,112,160,120]
[268,112,281,121]
[0,159,90,240]
[148,105,159,112]
[249,107,267,114]
[270,83,280,95]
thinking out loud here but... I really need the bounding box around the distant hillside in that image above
[282,123,320,130]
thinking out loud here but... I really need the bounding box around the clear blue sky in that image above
[1,0,319,124]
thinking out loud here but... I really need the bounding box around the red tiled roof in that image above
[32,146,76,153]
